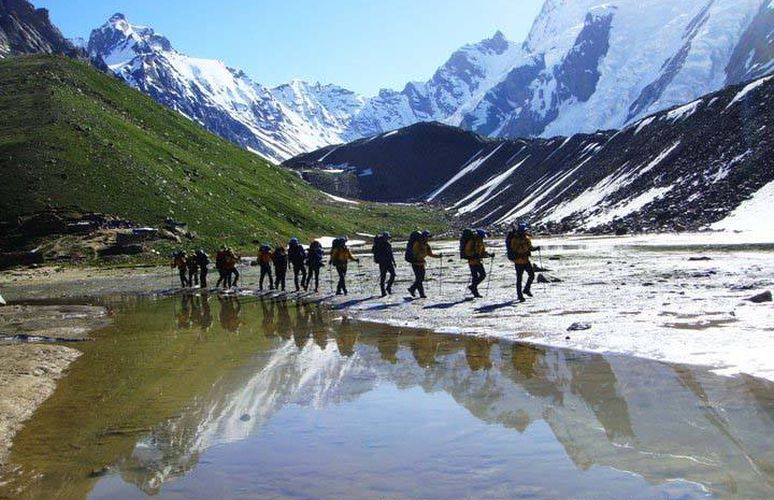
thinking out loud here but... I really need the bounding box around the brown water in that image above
[2,293,774,499]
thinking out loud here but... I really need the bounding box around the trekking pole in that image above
[485,254,495,296]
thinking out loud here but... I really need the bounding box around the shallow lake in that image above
[2,294,774,499]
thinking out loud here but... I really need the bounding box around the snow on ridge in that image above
[725,75,774,110]
[711,179,774,234]
[322,192,360,205]
[452,157,530,215]
[426,146,500,202]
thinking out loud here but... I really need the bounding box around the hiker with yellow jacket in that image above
[172,250,189,287]
[507,223,540,302]
[406,230,441,299]
[463,229,493,298]
[330,237,359,295]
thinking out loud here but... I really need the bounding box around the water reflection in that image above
[2,295,774,499]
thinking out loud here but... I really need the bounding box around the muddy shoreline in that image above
[0,304,110,474]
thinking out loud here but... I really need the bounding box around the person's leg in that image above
[416,265,426,298]
[300,264,307,290]
[200,269,207,288]
[409,264,419,296]
[232,268,240,288]
[216,270,224,288]
[516,265,525,301]
[178,269,187,287]
[386,264,395,294]
[379,263,387,296]
[336,266,346,295]
[313,267,320,292]
[524,262,535,296]
[293,265,300,291]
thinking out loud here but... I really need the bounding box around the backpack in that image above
[505,230,516,261]
[404,231,422,263]
[288,242,306,264]
[459,228,476,260]
[372,235,386,263]
[309,241,324,265]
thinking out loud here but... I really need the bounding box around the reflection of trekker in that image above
[330,237,359,295]
[288,238,307,291]
[218,295,241,332]
[372,231,396,297]
[195,249,210,288]
[258,244,274,291]
[507,223,540,302]
[305,240,324,292]
[186,252,199,287]
[273,246,288,291]
[462,228,493,298]
[172,251,189,287]
[406,230,440,299]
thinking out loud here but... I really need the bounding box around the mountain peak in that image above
[109,13,126,23]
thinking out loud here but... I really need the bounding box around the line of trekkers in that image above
[171,222,539,302]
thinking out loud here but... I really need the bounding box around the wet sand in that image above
[0,305,110,475]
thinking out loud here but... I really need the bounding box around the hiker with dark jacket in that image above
[508,223,540,302]
[273,246,289,291]
[258,244,274,291]
[407,230,440,299]
[215,246,228,288]
[305,240,324,292]
[372,231,396,297]
[330,237,359,296]
[463,229,493,298]
[172,251,189,287]
[288,238,307,291]
[186,252,199,287]
[195,249,210,288]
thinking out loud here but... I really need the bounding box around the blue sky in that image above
[35,0,544,95]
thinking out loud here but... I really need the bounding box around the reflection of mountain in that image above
[4,297,774,498]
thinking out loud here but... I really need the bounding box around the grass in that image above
[0,56,445,253]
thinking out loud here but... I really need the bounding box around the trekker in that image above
[195,249,210,288]
[172,251,189,287]
[288,237,307,291]
[224,247,240,288]
[273,245,289,291]
[330,237,359,295]
[258,244,274,291]
[372,231,396,297]
[215,246,228,288]
[507,223,540,302]
[406,230,440,299]
[186,251,199,287]
[305,240,324,292]
[463,229,493,298]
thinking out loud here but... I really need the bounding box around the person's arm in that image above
[348,249,358,262]
[427,244,441,259]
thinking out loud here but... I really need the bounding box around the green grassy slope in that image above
[0,56,444,250]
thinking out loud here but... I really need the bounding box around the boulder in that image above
[688,256,712,261]
[748,291,772,303]
[567,322,591,331]
[537,273,562,284]
[0,251,44,270]
[98,243,144,257]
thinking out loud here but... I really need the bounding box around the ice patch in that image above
[711,179,774,235]
[427,145,504,201]
[322,192,360,205]
[666,99,701,121]
[725,76,773,110]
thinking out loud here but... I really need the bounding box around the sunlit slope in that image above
[0,56,443,247]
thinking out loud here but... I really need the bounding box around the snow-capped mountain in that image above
[0,0,81,58]
[286,74,774,234]
[85,1,773,163]
[87,13,357,162]
[462,0,774,138]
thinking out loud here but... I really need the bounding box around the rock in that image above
[567,322,592,331]
[89,466,111,478]
[240,414,251,422]
[548,256,561,260]
[537,274,562,284]
[748,291,772,303]
[565,336,571,340]
[688,256,712,261]
[98,243,144,257]
[615,226,628,236]
[0,251,44,270]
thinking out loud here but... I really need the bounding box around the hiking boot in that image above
[408,287,416,298]
[518,296,526,303]
[381,289,387,298]
[523,288,533,297]
[386,287,393,295]
[419,294,427,299]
